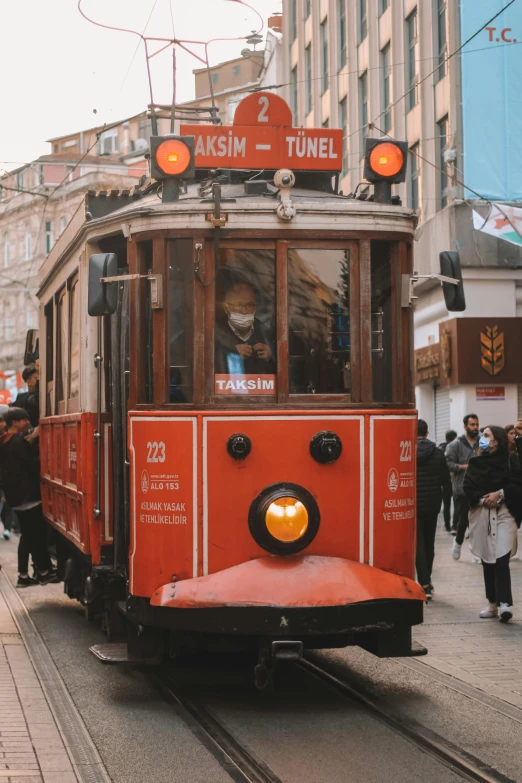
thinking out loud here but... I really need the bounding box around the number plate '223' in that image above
[147,441,166,463]
[399,440,412,462]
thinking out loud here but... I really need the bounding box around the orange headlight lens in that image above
[265,497,309,543]
[155,139,192,175]
[369,142,404,178]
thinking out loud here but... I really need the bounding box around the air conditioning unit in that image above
[134,138,149,151]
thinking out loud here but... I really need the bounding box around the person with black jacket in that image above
[438,429,457,531]
[11,365,39,429]
[416,419,451,600]
[464,425,522,622]
[0,408,55,587]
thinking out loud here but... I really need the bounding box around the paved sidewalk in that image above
[0,584,79,782]
[414,525,522,708]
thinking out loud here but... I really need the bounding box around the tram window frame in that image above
[54,286,67,415]
[44,299,54,417]
[67,272,80,412]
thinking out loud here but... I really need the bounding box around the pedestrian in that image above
[463,425,522,622]
[438,429,457,532]
[505,424,516,454]
[416,419,451,600]
[11,365,39,429]
[0,407,55,587]
[513,418,522,460]
[0,411,15,541]
[446,413,480,560]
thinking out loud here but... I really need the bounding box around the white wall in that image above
[415,383,435,435]
[448,385,518,434]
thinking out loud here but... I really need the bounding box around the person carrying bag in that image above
[463,425,522,623]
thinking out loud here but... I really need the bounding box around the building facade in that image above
[282,0,522,437]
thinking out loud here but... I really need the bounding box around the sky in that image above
[0,0,281,171]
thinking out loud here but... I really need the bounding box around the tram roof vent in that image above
[244,180,270,196]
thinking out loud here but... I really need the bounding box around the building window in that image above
[16,172,24,193]
[291,66,298,123]
[304,0,311,19]
[359,0,367,43]
[320,19,329,95]
[60,216,67,234]
[4,313,13,342]
[45,222,53,254]
[69,277,80,400]
[25,228,31,261]
[379,0,389,14]
[381,43,391,132]
[4,235,9,268]
[338,98,348,176]
[232,64,241,77]
[338,0,347,68]
[305,44,312,115]
[211,72,219,84]
[98,129,117,156]
[436,0,447,81]
[138,118,153,143]
[406,10,418,111]
[359,71,368,155]
[409,142,420,210]
[291,0,297,41]
[438,116,448,209]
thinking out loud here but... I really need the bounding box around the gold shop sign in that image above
[480,325,504,376]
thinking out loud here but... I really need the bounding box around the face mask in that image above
[479,436,490,451]
[228,311,255,329]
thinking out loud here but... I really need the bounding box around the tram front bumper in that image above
[141,556,426,650]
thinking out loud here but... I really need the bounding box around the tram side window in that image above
[69,276,80,399]
[214,249,276,397]
[288,249,351,395]
[55,289,67,411]
[168,239,193,403]
[44,300,53,416]
[371,241,392,402]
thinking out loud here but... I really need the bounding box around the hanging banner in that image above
[472,204,522,248]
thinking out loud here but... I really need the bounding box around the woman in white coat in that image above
[463,425,522,623]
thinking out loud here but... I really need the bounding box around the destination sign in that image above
[180,92,343,172]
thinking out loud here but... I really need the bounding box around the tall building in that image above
[282,0,522,435]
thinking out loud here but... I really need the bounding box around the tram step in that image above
[89,643,160,665]
[116,601,127,616]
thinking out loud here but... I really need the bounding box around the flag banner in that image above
[472,204,522,248]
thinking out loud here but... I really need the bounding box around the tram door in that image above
[108,273,131,572]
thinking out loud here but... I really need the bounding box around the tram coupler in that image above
[254,640,304,690]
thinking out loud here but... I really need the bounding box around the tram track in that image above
[152,656,517,783]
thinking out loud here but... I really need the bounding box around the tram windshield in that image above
[288,249,351,395]
[215,248,276,396]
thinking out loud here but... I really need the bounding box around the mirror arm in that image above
[401,273,460,308]
[100,273,163,309]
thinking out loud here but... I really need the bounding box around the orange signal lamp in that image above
[155,138,192,176]
[369,142,404,178]
[363,138,408,185]
[265,498,309,543]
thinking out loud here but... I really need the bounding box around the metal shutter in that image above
[434,386,450,444]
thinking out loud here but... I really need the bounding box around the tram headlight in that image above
[363,138,408,183]
[248,483,320,555]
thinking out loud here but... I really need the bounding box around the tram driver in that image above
[215,282,276,376]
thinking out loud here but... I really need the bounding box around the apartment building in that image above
[282,0,522,435]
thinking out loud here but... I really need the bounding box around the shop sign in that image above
[476,386,505,400]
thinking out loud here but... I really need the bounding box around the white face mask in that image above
[228,311,255,329]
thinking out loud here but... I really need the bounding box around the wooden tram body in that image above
[35,94,430,669]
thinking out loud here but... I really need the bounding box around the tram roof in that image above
[39,179,417,296]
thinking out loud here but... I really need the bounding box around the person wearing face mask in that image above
[463,425,522,622]
[215,283,276,376]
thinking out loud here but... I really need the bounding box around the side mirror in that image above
[88,253,118,316]
[24,329,39,365]
[439,251,466,312]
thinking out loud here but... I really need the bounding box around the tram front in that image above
[85,93,465,678]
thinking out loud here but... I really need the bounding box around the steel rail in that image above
[297,658,516,783]
[152,672,283,783]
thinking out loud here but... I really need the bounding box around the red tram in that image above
[32,93,464,681]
